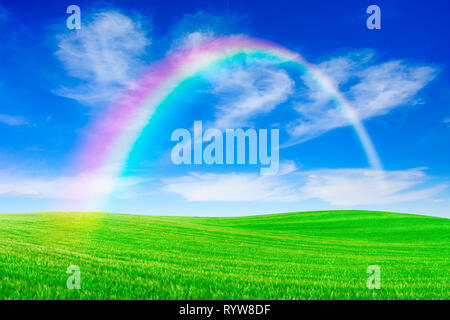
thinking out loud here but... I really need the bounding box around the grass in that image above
[0,210,448,299]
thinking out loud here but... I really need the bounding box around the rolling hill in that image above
[0,210,448,299]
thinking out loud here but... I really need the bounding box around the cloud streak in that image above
[300,168,445,206]
[0,171,142,199]
[208,65,294,129]
[162,167,445,206]
[162,163,299,202]
[55,11,151,105]
[0,114,28,126]
[287,51,437,143]
[0,5,9,24]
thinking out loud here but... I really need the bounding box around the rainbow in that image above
[69,36,382,210]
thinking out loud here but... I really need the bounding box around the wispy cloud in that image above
[55,11,151,105]
[168,11,247,50]
[162,166,445,205]
[207,65,294,129]
[0,5,9,24]
[198,49,437,145]
[0,114,28,126]
[0,171,142,199]
[300,168,445,206]
[287,51,437,143]
[162,162,299,202]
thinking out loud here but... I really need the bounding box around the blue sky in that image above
[0,0,449,217]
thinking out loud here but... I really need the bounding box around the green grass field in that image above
[0,210,448,299]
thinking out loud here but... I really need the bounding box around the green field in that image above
[0,210,448,299]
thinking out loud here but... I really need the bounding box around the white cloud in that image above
[316,50,375,84]
[55,11,150,105]
[287,52,437,143]
[168,12,247,51]
[0,114,28,126]
[162,166,445,205]
[0,171,141,199]
[197,49,436,146]
[162,162,299,202]
[350,61,436,116]
[175,31,214,49]
[2,165,443,209]
[207,65,294,129]
[163,173,295,202]
[300,168,445,206]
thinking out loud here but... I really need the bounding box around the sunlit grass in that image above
[0,210,448,299]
